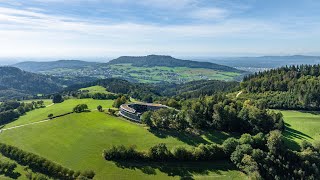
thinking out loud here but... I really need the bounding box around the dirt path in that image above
[236,91,243,98]
[1,118,53,131]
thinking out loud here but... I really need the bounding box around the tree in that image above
[52,94,63,103]
[141,111,153,126]
[267,130,284,154]
[222,137,239,155]
[97,105,103,112]
[113,96,127,108]
[73,104,88,113]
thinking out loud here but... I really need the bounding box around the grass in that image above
[280,110,320,150]
[0,99,244,179]
[80,85,112,95]
[3,98,114,129]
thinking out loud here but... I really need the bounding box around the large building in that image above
[119,103,168,122]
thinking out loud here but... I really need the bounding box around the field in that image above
[80,86,112,95]
[3,99,114,129]
[281,110,320,150]
[109,64,240,83]
[0,99,244,179]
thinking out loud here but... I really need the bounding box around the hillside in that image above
[13,60,98,72]
[0,67,62,100]
[238,64,320,110]
[108,55,243,73]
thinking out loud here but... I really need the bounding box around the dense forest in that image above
[0,67,63,100]
[104,131,320,180]
[241,64,320,110]
[141,94,284,134]
[107,55,243,73]
[63,78,238,102]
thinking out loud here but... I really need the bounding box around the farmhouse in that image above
[119,103,168,122]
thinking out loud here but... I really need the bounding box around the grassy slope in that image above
[110,64,240,83]
[0,111,243,179]
[0,98,243,179]
[80,85,112,95]
[3,99,114,128]
[281,110,320,150]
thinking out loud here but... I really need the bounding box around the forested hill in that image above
[107,55,243,73]
[13,60,98,72]
[0,67,62,100]
[240,64,320,110]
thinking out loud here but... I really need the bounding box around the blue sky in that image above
[0,0,319,58]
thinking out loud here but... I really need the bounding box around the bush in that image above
[52,94,63,103]
[171,146,192,161]
[73,104,89,113]
[103,145,144,161]
[148,143,171,161]
[222,137,239,155]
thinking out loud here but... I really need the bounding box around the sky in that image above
[0,0,320,58]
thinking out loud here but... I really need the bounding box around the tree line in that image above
[0,143,95,180]
[141,94,284,134]
[103,131,320,179]
[0,100,45,126]
[241,64,320,110]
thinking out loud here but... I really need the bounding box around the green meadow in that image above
[280,110,320,150]
[0,99,244,179]
[109,64,240,83]
[3,99,114,129]
[80,85,112,95]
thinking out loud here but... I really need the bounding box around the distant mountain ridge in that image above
[13,60,98,72]
[208,55,320,69]
[107,55,243,73]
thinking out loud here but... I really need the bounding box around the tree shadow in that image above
[299,110,320,115]
[148,128,208,146]
[284,126,313,140]
[283,125,314,151]
[202,131,240,144]
[148,128,238,146]
[283,137,301,151]
[114,160,237,179]
[2,170,21,179]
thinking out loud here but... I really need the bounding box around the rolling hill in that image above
[12,55,246,83]
[13,60,98,72]
[0,67,63,100]
[107,55,243,73]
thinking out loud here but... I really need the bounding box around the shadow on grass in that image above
[148,128,238,146]
[148,128,208,146]
[284,126,313,140]
[2,170,21,179]
[202,131,240,145]
[283,125,314,151]
[283,137,301,151]
[114,160,237,179]
[299,110,320,115]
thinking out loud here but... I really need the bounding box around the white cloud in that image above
[0,6,319,57]
[189,7,228,20]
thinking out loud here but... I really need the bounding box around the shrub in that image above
[171,146,192,161]
[148,143,171,161]
[222,137,239,155]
